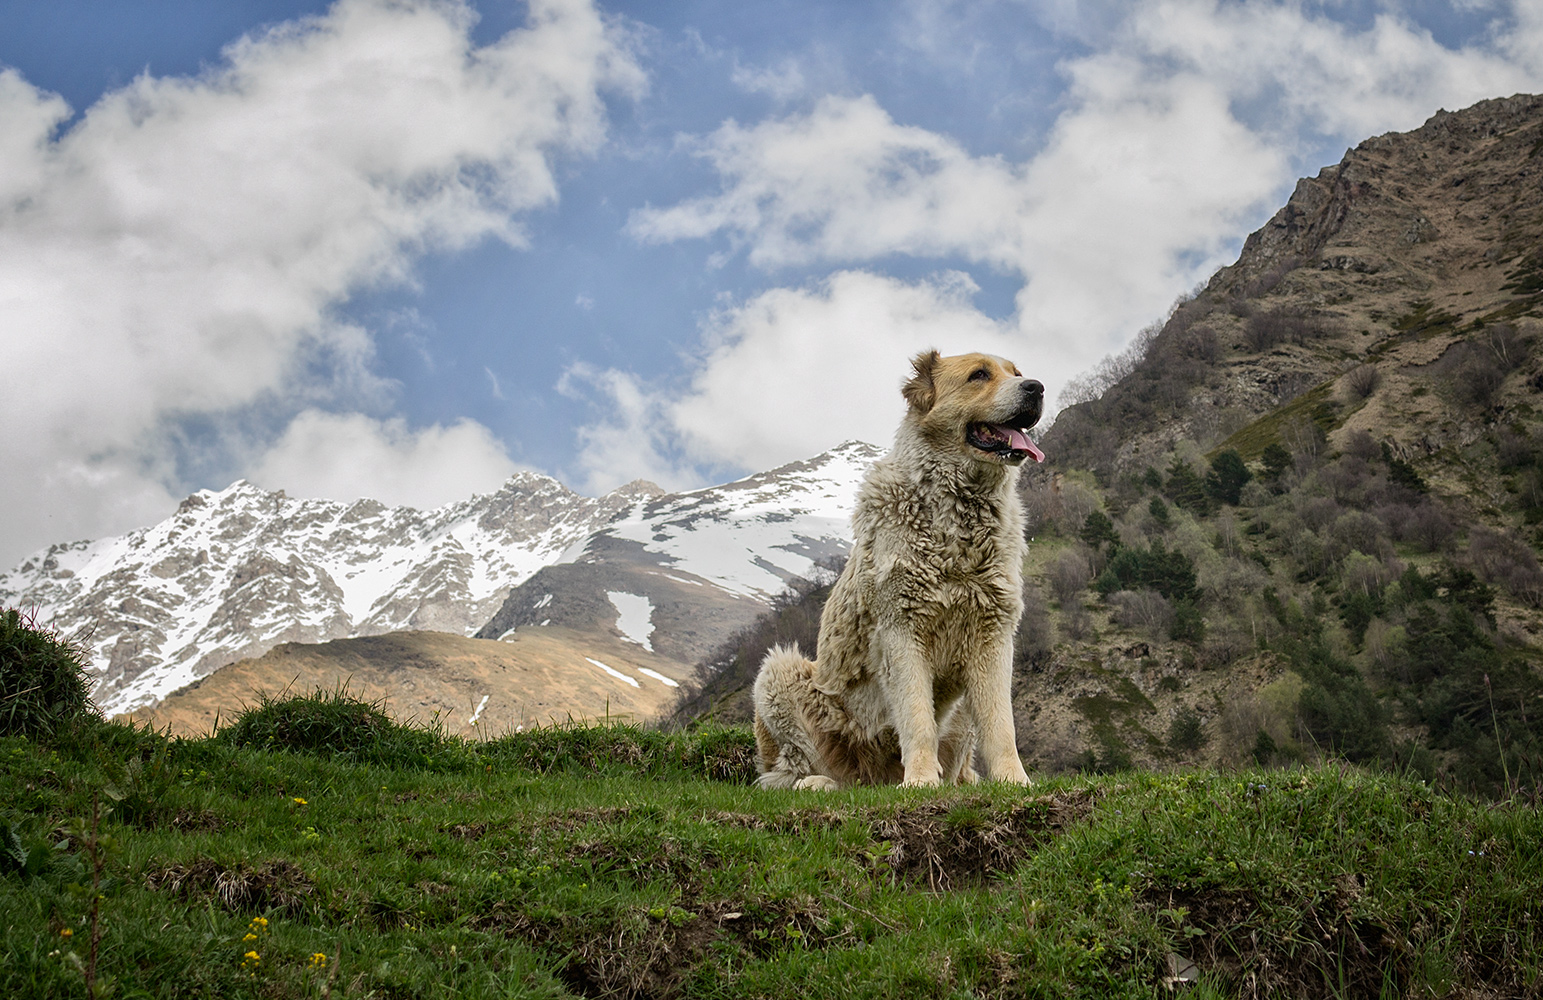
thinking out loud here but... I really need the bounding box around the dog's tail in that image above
[752,644,819,786]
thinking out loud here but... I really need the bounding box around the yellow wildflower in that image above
[59,928,73,938]
[292,796,308,806]
[308,952,327,969]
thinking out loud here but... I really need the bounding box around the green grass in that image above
[1211,382,1340,463]
[2,705,1540,999]
[0,608,97,739]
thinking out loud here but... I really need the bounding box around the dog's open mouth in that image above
[966,422,1045,464]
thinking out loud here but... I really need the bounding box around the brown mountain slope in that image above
[1046,92,1543,485]
[130,627,692,737]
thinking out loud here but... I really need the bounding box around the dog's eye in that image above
[968,368,990,382]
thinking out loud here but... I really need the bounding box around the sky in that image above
[2,0,1542,568]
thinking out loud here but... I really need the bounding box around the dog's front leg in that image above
[877,631,944,786]
[967,640,1031,784]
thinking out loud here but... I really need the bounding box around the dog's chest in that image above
[867,482,1023,617]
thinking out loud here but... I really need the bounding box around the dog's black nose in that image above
[1022,379,1043,398]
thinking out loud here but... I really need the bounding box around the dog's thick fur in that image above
[753,350,1043,789]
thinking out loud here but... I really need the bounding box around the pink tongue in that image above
[1006,427,1045,463]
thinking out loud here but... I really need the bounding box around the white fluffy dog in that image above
[752,350,1044,789]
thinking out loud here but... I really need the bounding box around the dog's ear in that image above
[902,349,941,414]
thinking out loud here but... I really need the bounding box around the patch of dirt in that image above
[168,808,229,832]
[474,896,832,1000]
[866,791,1096,890]
[145,857,315,915]
[705,808,847,834]
[1141,885,1408,1000]
[541,805,644,831]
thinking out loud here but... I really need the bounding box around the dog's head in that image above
[901,350,1045,466]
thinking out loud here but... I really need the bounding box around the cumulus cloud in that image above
[625,71,1285,387]
[0,0,642,565]
[248,411,521,509]
[564,269,1020,493]
[605,0,1543,485]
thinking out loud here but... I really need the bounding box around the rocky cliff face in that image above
[1,443,880,717]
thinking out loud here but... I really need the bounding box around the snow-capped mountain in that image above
[475,442,883,661]
[1,442,881,716]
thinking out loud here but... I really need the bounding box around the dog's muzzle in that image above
[966,380,1045,464]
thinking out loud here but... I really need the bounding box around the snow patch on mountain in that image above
[604,442,879,599]
[608,592,655,651]
[586,657,640,688]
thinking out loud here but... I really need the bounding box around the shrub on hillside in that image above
[1167,708,1208,753]
[1344,364,1382,400]
[1245,307,1325,351]
[1457,348,1507,408]
[1169,599,1206,643]
[1495,425,1538,471]
[1164,459,1215,516]
[0,607,98,738]
[1393,501,1452,552]
[1079,510,1121,555]
[1047,548,1093,606]
[1109,589,1173,639]
[1259,442,1291,477]
[1465,526,1543,607]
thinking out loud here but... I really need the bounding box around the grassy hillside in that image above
[2,695,1541,999]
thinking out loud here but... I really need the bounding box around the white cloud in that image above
[1115,1,1541,139]
[627,83,1284,360]
[730,58,808,101]
[567,270,1025,492]
[248,410,520,509]
[559,362,695,494]
[0,0,642,565]
[607,0,1543,486]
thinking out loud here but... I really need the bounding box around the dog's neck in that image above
[890,432,1019,498]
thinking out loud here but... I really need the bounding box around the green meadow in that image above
[2,686,1540,999]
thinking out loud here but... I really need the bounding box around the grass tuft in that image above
[0,607,99,739]
[216,684,446,767]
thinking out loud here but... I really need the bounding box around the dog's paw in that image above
[794,774,839,791]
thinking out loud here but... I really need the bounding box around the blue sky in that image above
[3,0,1541,566]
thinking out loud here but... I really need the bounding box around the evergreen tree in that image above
[1164,459,1215,516]
[1205,449,1252,505]
[1079,510,1121,553]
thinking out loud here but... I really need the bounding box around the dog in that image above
[752,349,1044,789]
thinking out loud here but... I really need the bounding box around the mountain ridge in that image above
[1,441,882,717]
